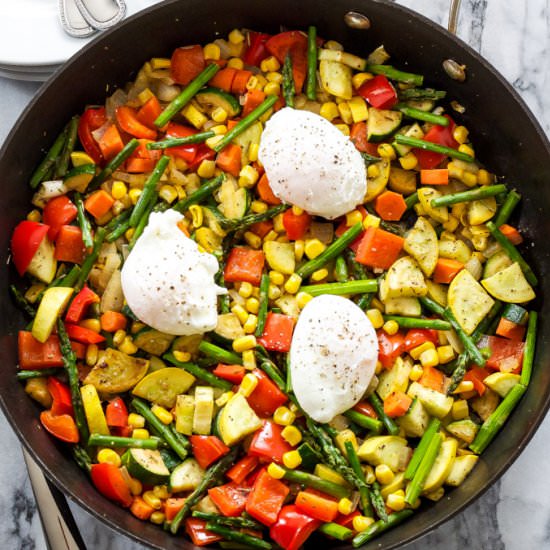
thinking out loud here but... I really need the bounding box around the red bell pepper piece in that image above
[224,247,265,286]
[257,313,295,353]
[97,124,125,161]
[184,518,223,546]
[115,106,157,140]
[190,435,230,469]
[350,122,380,155]
[358,75,398,109]
[171,45,206,85]
[65,285,100,324]
[226,455,259,485]
[136,96,162,129]
[78,107,107,164]
[162,122,200,163]
[164,497,186,522]
[65,324,106,345]
[90,463,133,507]
[247,369,288,418]
[335,509,361,528]
[248,420,292,463]
[414,115,458,169]
[54,225,86,264]
[47,377,74,417]
[40,410,79,443]
[282,209,311,240]
[464,366,491,396]
[269,505,321,550]
[295,490,339,522]
[266,31,308,92]
[403,328,439,352]
[18,331,64,369]
[243,31,272,66]
[11,221,50,276]
[245,469,290,526]
[106,397,129,428]
[188,143,216,171]
[212,363,246,384]
[208,482,250,516]
[377,330,406,369]
[485,336,525,374]
[70,340,86,360]
[42,196,78,241]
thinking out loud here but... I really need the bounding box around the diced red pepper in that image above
[282,209,312,240]
[11,221,50,276]
[70,340,86,360]
[136,96,162,129]
[403,328,439,352]
[377,330,406,369]
[246,369,288,418]
[188,143,216,171]
[464,366,491,396]
[185,518,223,546]
[358,75,398,109]
[243,31,272,66]
[485,336,525,374]
[65,285,100,324]
[18,331,64,370]
[115,106,157,140]
[248,420,292,463]
[226,455,259,485]
[350,122,380,155]
[106,397,129,428]
[265,31,308,92]
[47,377,74,417]
[97,124,125,161]
[65,324,106,345]
[269,505,321,550]
[159,123,199,163]
[171,45,206,85]
[90,463,132,507]
[78,107,107,164]
[190,435,230,469]
[42,196,78,241]
[224,247,265,286]
[213,363,246,384]
[54,225,86,264]
[257,313,295,353]
[40,410,79,443]
[245,469,290,526]
[208,482,250,517]
[414,116,458,170]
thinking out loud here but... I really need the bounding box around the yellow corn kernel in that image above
[399,152,418,170]
[150,57,170,70]
[375,464,395,485]
[128,478,143,496]
[461,171,478,187]
[239,372,259,397]
[366,309,384,329]
[437,345,455,364]
[368,164,381,180]
[183,104,208,129]
[335,124,350,135]
[266,71,283,84]
[227,57,245,70]
[386,492,406,512]
[111,180,127,200]
[268,213,283,233]
[409,364,424,382]
[238,165,259,188]
[375,360,383,375]
[173,350,192,363]
[410,341,436,360]
[26,209,41,222]
[128,188,142,205]
[377,143,396,160]
[142,490,162,510]
[128,413,145,429]
[335,429,358,456]
[259,55,280,72]
[458,143,475,158]
[150,511,165,525]
[153,485,171,499]
[215,391,234,407]
[453,380,475,394]
[231,304,249,325]
[320,101,339,121]
[243,314,258,334]
[363,213,381,229]
[157,184,176,204]
[294,240,305,261]
[371,297,385,312]
[268,462,286,479]
[452,125,469,144]
[245,75,260,91]
[249,201,267,215]
[304,239,326,260]
[419,348,440,369]
[203,43,221,60]
[346,209,363,227]
[337,497,354,516]
[289,204,303,216]
[197,159,216,179]
[263,82,281,96]
[269,271,285,286]
[113,329,126,347]
[348,97,369,123]
[274,406,296,426]
[207,108,228,125]
[228,28,245,44]
[124,227,135,241]
[452,399,469,420]
[242,350,256,371]
[208,124,227,136]
[246,297,260,314]
[352,72,373,89]
[310,268,328,282]
[268,284,282,300]
[337,102,353,124]
[97,448,121,467]
[136,87,154,105]
[281,425,302,446]
[244,231,262,249]
[79,318,101,333]
[132,428,150,439]
[442,214,460,232]
[188,204,203,228]
[233,335,257,353]
[296,291,313,309]
[363,465,376,485]
[353,515,375,533]
[282,450,302,470]
[315,464,348,486]
[383,320,399,336]
[284,273,303,294]
[152,404,173,425]
[238,282,253,298]
[477,169,493,186]
[119,336,138,355]
[448,162,464,181]
[247,143,260,163]
[86,344,99,367]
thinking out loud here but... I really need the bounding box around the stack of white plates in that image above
[0,0,161,82]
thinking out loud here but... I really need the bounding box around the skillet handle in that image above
[448,0,462,34]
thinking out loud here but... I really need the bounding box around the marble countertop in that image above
[1,1,549,549]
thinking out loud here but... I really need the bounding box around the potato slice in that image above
[484,372,520,397]
[481,262,535,303]
[438,239,472,264]
[448,269,494,335]
[467,197,497,225]
[426,280,447,306]
[357,435,410,472]
[404,217,438,276]
[364,159,390,202]
[319,59,352,99]
[263,241,295,275]
[385,256,427,298]
[383,296,421,316]
[388,167,417,195]
[445,454,479,487]
[423,438,458,493]
[132,367,196,408]
[417,187,448,223]
[377,356,412,400]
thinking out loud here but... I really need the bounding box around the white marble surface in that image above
[1,1,549,549]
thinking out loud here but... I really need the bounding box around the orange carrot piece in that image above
[163,498,186,522]
[374,190,407,221]
[100,311,127,332]
[84,190,115,219]
[209,67,237,92]
[251,220,274,238]
[231,69,253,95]
[432,258,464,284]
[383,391,413,418]
[420,169,449,185]
[418,366,445,393]
[97,124,124,160]
[130,496,154,520]
[355,227,404,270]
[464,366,490,396]
[496,317,526,341]
[242,88,267,117]
[295,490,339,523]
[499,223,523,245]
[216,143,242,177]
[257,173,281,205]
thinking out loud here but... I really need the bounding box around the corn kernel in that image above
[86,344,99,367]
[128,413,145,429]
[268,462,286,479]
[315,464,348,486]
[245,297,260,314]
[246,75,260,91]
[183,104,208,129]
[173,350,192,363]
[260,55,281,72]
[352,72,373,89]
[335,124,350,136]
[143,490,162,510]
[150,511,165,525]
[452,125,469,144]
[97,448,121,467]
[375,360,383,375]
[363,213,381,229]
[284,273,302,294]
[366,309,384,329]
[263,82,281,96]
[386,492,406,512]
[367,163,380,178]
[243,314,258,334]
[274,406,296,426]
[453,380,475,394]
[242,350,256,371]
[26,209,41,222]
[336,102,353,124]
[123,227,134,241]
[364,465,376,485]
[156,184,176,204]
[152,404,173,425]
[269,271,285,286]
[227,57,245,70]
[458,144,475,158]
[266,71,283,84]
[477,168,493,186]
[188,204,203,228]
[383,320,399,336]
[132,428,150,439]
[448,162,464,180]
[239,372,259,396]
[238,165,259,188]
[304,239,326,260]
[462,171,478,187]
[409,364,424,381]
[375,464,394,485]
[452,399,469,420]
[353,515,375,532]
[320,101,339,121]
[281,425,302,446]
[203,43,221,60]
[233,335,257,353]
[128,478,142,496]
[79,318,101,333]
[371,297,385,312]
[347,96,369,123]
[282,450,302,469]
[399,152,418,170]
[112,330,126,348]
[128,188,142,205]
[231,304,249,325]
[136,87,154,105]
[153,485,171,499]
[377,143,396,160]
[442,214,460,232]
[410,341,435,360]
[111,180,127,200]
[296,291,313,309]
[228,28,245,44]
[310,268,328,282]
[338,497,354,515]
[215,391,234,407]
[119,336,138,355]
[242,231,261,249]
[437,345,455,364]
[346,209,363,227]
[419,348,440,369]
[248,142,260,162]
[294,240,305,261]
[197,159,216,179]
[238,282,253,298]
[268,284,282,300]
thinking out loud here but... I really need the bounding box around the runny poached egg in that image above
[258,107,367,219]
[290,295,379,423]
[121,209,226,336]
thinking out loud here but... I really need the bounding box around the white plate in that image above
[0,0,162,67]
[0,67,53,82]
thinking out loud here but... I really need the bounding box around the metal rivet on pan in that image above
[344,11,371,30]
[443,59,467,81]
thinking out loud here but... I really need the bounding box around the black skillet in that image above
[1,0,549,548]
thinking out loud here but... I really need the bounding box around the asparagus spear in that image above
[198,341,242,365]
[300,279,378,297]
[128,191,158,249]
[72,445,92,473]
[383,315,451,331]
[306,26,318,101]
[334,255,349,282]
[369,481,389,522]
[258,359,286,393]
[171,175,224,214]
[191,511,262,530]
[520,311,537,386]
[344,441,373,517]
[16,368,60,380]
[344,410,383,434]
[30,127,67,188]
[405,432,442,504]
[352,510,414,547]
[395,104,449,126]
[74,227,106,291]
[88,433,161,450]
[147,131,215,150]
[205,522,272,550]
[367,64,423,85]
[368,393,399,436]
[282,53,295,108]
[9,285,36,317]
[55,265,81,289]
[164,352,232,390]
[405,191,419,210]
[430,184,507,208]
[219,204,287,232]
[493,189,521,227]
[75,193,94,248]
[361,152,380,166]
[88,139,140,191]
[254,273,270,337]
[318,522,354,541]
[55,115,79,178]
[447,352,470,394]
[398,88,447,100]
[405,417,441,480]
[278,466,351,499]
[394,134,474,162]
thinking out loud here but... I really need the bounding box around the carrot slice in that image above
[216,143,242,177]
[383,391,413,418]
[374,190,407,221]
[420,169,449,185]
[432,258,464,284]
